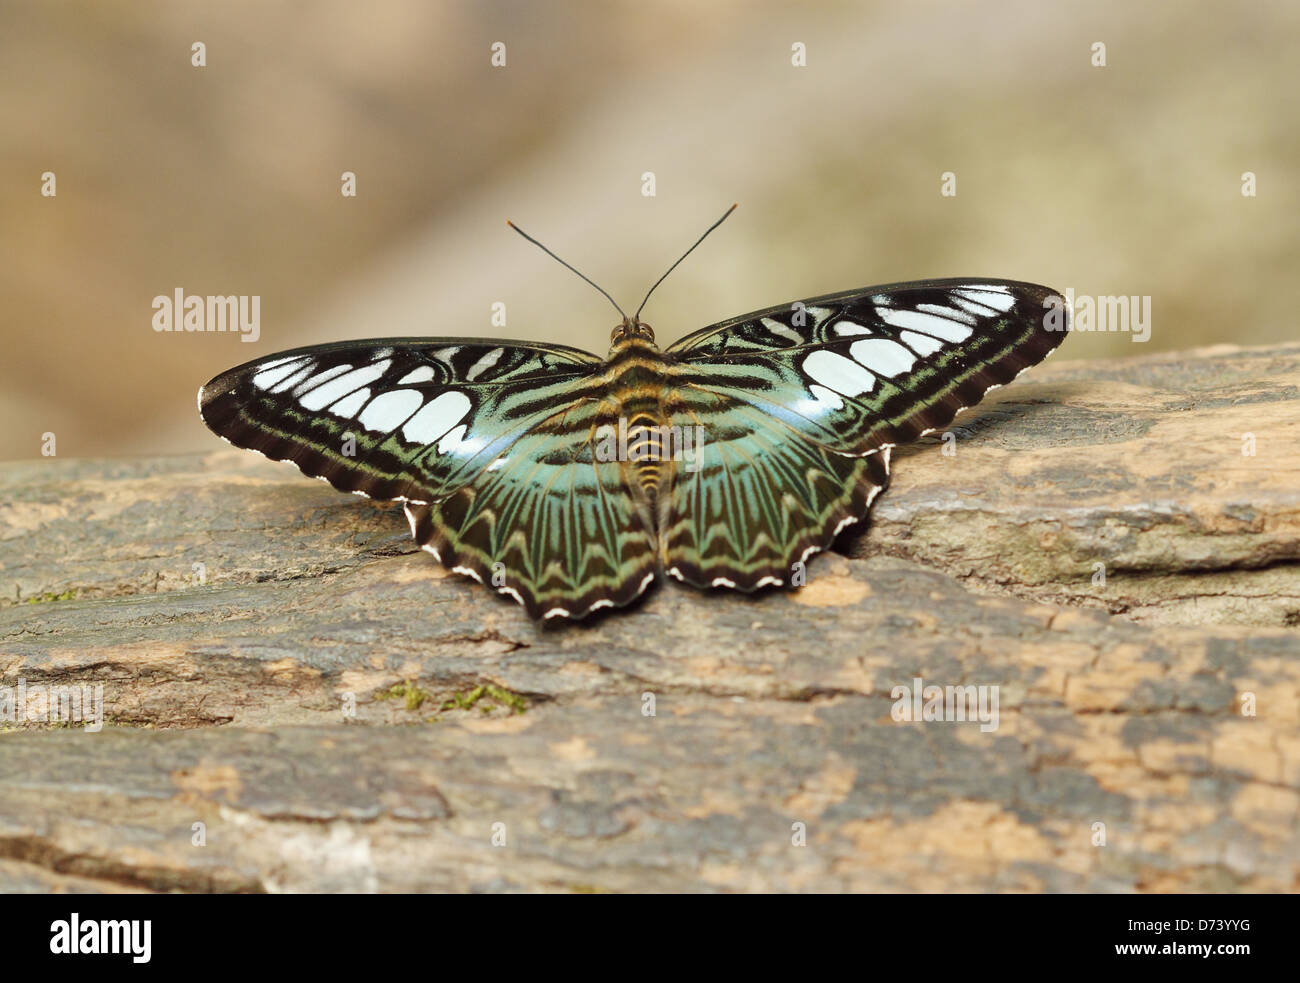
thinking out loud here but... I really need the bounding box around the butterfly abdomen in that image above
[625,410,666,496]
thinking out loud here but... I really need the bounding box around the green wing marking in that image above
[658,383,890,589]
[405,396,658,620]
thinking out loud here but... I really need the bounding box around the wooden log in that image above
[1,342,1298,892]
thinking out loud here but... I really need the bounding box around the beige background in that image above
[2,0,1295,461]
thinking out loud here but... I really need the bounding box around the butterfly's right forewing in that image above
[659,279,1066,590]
[667,278,1066,454]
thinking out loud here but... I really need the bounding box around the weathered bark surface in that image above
[1,342,1298,893]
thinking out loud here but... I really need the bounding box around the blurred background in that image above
[2,0,1296,461]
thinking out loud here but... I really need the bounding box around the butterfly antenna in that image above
[634,203,738,321]
[507,220,627,320]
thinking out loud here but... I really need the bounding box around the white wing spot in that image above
[876,308,971,343]
[917,303,977,326]
[466,347,504,381]
[807,384,844,411]
[900,330,945,356]
[402,391,471,444]
[951,295,997,317]
[760,317,803,344]
[802,350,877,396]
[397,365,436,385]
[298,360,391,411]
[431,347,460,364]
[953,287,1015,312]
[292,363,354,395]
[270,363,318,393]
[330,387,369,418]
[358,389,424,433]
[849,338,917,377]
[833,321,874,336]
[252,357,309,391]
[436,423,469,455]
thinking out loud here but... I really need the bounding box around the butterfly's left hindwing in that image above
[658,279,1066,589]
[404,397,659,620]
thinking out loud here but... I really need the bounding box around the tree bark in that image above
[2,342,1298,892]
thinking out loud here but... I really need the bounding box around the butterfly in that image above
[199,207,1067,620]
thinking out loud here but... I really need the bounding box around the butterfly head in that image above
[610,316,656,346]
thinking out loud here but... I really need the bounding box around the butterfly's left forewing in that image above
[660,279,1066,589]
[199,337,605,504]
[200,337,658,618]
